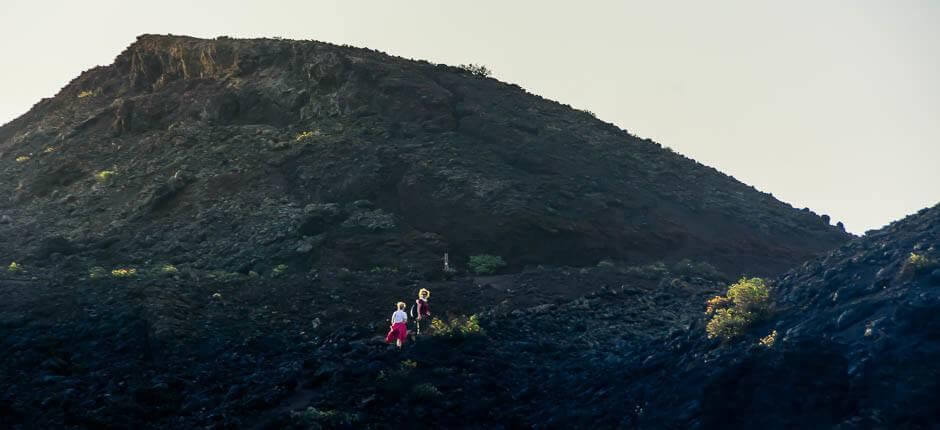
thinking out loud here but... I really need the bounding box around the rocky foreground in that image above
[1,204,937,429]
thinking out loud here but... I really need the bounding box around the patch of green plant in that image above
[468,254,506,275]
[412,383,442,400]
[161,264,179,275]
[206,270,241,283]
[705,277,771,341]
[623,262,669,280]
[431,315,484,338]
[95,170,117,183]
[7,262,23,273]
[294,130,320,142]
[370,265,399,274]
[290,406,360,429]
[759,329,778,348]
[672,259,725,280]
[272,264,288,277]
[89,266,107,280]
[111,268,137,278]
[15,155,31,163]
[458,63,492,77]
[901,252,938,277]
[77,88,100,99]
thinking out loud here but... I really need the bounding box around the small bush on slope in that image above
[431,315,484,338]
[468,254,506,275]
[705,277,771,340]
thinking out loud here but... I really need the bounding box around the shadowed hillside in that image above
[0,34,848,278]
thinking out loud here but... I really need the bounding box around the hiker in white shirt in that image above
[385,302,409,349]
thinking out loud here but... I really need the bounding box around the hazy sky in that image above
[1,1,937,234]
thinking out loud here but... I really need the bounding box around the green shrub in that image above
[901,252,938,276]
[458,63,492,77]
[705,277,771,340]
[77,89,100,99]
[431,315,484,338]
[272,264,288,277]
[89,266,107,280]
[290,407,360,429]
[623,262,668,280]
[111,268,137,278]
[95,170,117,183]
[15,155,30,163]
[7,262,23,273]
[672,259,725,280]
[412,383,442,399]
[295,130,320,142]
[468,254,506,275]
[370,265,398,274]
[759,329,778,348]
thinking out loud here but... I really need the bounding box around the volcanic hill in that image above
[0,34,849,278]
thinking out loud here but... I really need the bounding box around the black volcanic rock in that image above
[530,203,940,429]
[0,34,848,277]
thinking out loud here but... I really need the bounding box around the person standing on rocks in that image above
[385,302,409,350]
[413,288,431,335]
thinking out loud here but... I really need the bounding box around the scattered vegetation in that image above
[77,89,100,98]
[272,264,288,277]
[468,254,506,275]
[458,63,492,77]
[7,262,23,273]
[111,268,137,278]
[290,406,361,429]
[401,359,418,369]
[161,264,179,274]
[672,259,725,280]
[623,262,669,280]
[15,155,31,163]
[295,130,316,142]
[206,270,241,283]
[88,266,107,279]
[759,329,778,348]
[431,315,484,338]
[412,383,442,399]
[705,277,772,341]
[95,170,117,183]
[294,130,323,143]
[42,146,56,154]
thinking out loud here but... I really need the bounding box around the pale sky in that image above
[1,1,938,234]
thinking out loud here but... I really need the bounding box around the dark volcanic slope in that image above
[513,203,940,429]
[0,34,847,276]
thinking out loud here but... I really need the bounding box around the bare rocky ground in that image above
[2,203,937,429]
[0,258,726,429]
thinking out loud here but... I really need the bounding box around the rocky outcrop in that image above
[0,34,848,278]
